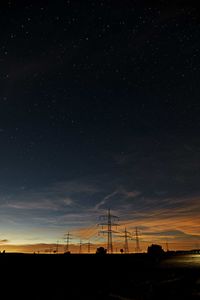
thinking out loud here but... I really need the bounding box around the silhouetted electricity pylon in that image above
[99,208,119,253]
[117,227,132,253]
[166,241,169,252]
[64,232,72,253]
[124,228,131,253]
[56,240,59,254]
[79,240,82,254]
[80,241,93,253]
[135,227,141,253]
[86,241,92,253]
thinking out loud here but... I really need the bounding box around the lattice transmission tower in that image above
[123,227,132,253]
[99,208,119,253]
[117,227,132,253]
[64,232,72,253]
[135,227,141,253]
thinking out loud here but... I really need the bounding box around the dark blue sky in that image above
[0,1,200,250]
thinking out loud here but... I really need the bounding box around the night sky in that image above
[0,1,200,252]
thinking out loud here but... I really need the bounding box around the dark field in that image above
[1,253,200,299]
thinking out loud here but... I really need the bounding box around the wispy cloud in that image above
[0,180,94,212]
[94,188,141,211]
[1,196,73,211]
[0,171,200,250]
[94,191,118,210]
[0,239,9,244]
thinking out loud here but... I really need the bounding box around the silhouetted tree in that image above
[96,247,107,255]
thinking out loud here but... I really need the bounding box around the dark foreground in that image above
[1,253,200,299]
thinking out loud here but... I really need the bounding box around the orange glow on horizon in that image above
[1,195,200,254]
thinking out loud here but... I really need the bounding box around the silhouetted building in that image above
[96,247,107,255]
[147,244,164,256]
